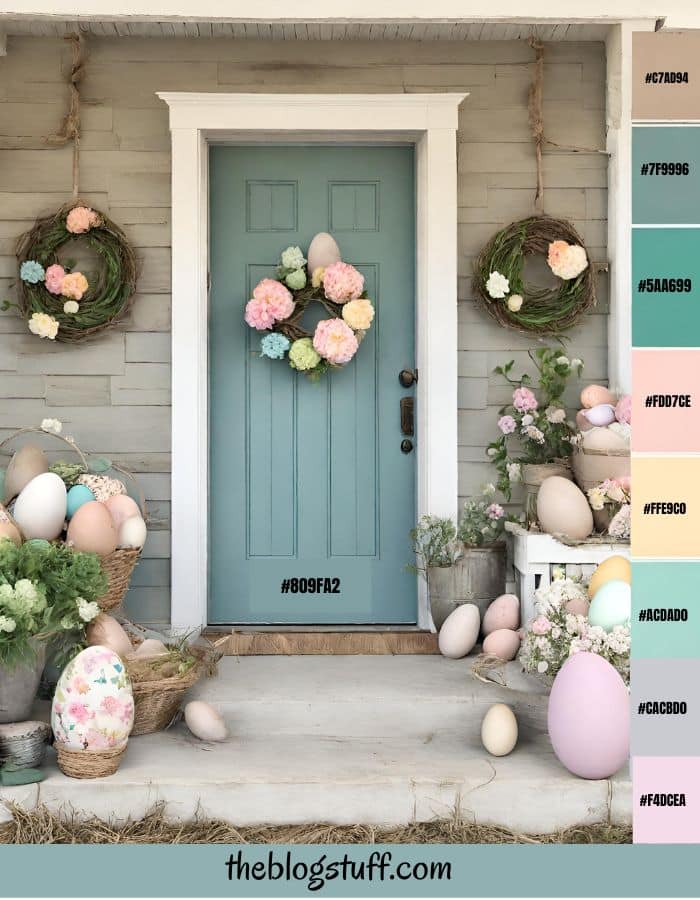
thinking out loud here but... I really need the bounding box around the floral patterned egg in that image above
[77,474,127,503]
[51,645,134,750]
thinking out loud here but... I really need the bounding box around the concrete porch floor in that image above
[1,656,630,835]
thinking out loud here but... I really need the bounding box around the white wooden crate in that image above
[510,525,630,625]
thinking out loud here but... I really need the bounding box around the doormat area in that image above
[0,804,631,844]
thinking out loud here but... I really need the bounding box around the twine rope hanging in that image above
[527,36,546,215]
[45,33,85,199]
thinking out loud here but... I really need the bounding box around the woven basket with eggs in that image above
[0,425,147,611]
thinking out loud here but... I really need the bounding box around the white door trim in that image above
[158,92,465,633]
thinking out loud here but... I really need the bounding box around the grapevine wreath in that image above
[474,216,596,336]
[244,237,374,381]
[10,202,137,343]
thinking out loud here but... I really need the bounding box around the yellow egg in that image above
[481,703,518,756]
[66,500,118,556]
[588,555,631,599]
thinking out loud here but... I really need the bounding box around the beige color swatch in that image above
[633,32,700,120]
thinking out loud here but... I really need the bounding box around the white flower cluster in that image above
[0,615,16,633]
[0,579,46,617]
[76,597,100,623]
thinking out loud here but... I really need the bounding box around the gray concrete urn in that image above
[0,641,46,724]
[428,543,507,630]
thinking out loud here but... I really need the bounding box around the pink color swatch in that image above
[633,349,700,452]
[634,757,700,843]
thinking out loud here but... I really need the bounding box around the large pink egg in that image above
[580,384,615,409]
[482,628,521,661]
[482,594,520,635]
[548,652,629,779]
[67,500,118,556]
[615,394,632,425]
[104,493,142,529]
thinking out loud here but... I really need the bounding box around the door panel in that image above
[209,145,416,624]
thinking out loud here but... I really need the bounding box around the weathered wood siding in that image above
[0,36,608,625]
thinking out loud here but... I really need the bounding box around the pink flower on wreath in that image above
[61,272,89,301]
[44,264,66,295]
[486,503,504,520]
[498,415,516,434]
[547,240,569,271]
[313,318,359,365]
[530,616,552,635]
[67,700,91,724]
[322,261,364,303]
[245,278,295,331]
[512,386,538,412]
[66,206,101,234]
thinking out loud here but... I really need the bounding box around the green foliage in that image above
[49,460,86,487]
[0,539,107,670]
[457,487,508,547]
[408,516,462,577]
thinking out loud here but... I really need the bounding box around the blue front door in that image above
[209,145,416,624]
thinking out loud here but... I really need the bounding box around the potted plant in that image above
[0,539,106,723]
[487,348,583,526]
[408,515,462,630]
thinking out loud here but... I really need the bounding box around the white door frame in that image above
[158,92,465,633]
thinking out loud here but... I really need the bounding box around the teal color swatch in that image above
[632,228,700,346]
[633,561,700,658]
[633,127,700,224]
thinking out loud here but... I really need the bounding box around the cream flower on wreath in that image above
[486,270,509,299]
[342,298,374,332]
[507,294,523,312]
[28,311,59,340]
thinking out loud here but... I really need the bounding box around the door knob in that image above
[399,368,418,388]
[401,439,413,454]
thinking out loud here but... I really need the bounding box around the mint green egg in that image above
[66,484,95,519]
[588,579,631,632]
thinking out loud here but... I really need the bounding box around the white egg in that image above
[307,232,341,273]
[184,700,229,742]
[13,472,67,540]
[133,638,168,658]
[118,515,147,550]
[438,603,480,659]
[481,703,518,756]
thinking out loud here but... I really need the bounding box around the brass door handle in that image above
[400,397,414,436]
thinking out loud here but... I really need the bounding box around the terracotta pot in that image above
[0,640,46,724]
[428,543,506,629]
[521,461,573,527]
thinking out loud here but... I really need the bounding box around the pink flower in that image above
[67,701,91,724]
[84,729,111,750]
[45,264,66,295]
[512,386,538,412]
[313,318,359,365]
[72,676,90,695]
[61,272,88,301]
[498,415,516,434]
[66,206,101,234]
[245,279,295,330]
[530,616,551,635]
[322,262,364,303]
[547,240,569,270]
[100,695,121,715]
[486,503,504,520]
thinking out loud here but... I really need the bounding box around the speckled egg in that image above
[13,472,67,540]
[77,474,127,503]
[481,704,518,757]
[438,603,480,659]
[583,404,616,427]
[4,445,48,502]
[482,628,521,661]
[580,384,615,409]
[51,645,134,750]
[307,232,341,274]
[536,476,593,540]
[482,594,520,635]
[67,500,118,556]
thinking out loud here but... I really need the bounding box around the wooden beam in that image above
[204,630,440,655]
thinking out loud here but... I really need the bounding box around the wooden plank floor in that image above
[203,630,439,655]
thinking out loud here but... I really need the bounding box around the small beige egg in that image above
[67,500,118,556]
[184,700,229,742]
[481,703,518,757]
[438,603,480,659]
[537,476,593,540]
[4,445,48,503]
[580,384,615,409]
[105,494,142,529]
[118,515,147,550]
[0,520,22,546]
[482,594,520,635]
[86,613,133,658]
[133,638,168,658]
[307,232,341,273]
[564,594,590,617]
[482,628,521,661]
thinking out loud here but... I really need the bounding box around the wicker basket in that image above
[127,636,209,736]
[55,742,126,778]
[97,548,142,611]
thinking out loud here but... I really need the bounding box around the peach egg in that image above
[580,384,615,409]
[66,500,118,556]
[104,493,142,529]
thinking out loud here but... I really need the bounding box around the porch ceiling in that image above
[1,19,614,41]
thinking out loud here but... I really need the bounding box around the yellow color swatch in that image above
[633,457,700,558]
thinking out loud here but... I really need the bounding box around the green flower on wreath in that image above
[285,269,307,290]
[289,337,320,371]
[261,332,290,360]
[20,260,45,284]
[281,246,306,272]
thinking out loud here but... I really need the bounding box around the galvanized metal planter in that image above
[428,543,507,630]
[0,641,46,724]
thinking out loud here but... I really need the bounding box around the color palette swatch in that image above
[632,33,700,843]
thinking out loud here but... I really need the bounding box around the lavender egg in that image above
[583,403,616,427]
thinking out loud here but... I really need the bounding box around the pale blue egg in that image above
[66,484,95,519]
[588,579,631,632]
